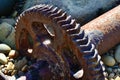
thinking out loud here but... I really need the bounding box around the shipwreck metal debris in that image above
[15,4,104,80]
[81,5,120,55]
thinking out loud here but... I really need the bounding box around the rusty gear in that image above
[15,4,105,80]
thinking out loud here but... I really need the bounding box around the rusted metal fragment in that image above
[81,5,120,55]
[15,4,105,80]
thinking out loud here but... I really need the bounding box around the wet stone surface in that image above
[102,44,120,80]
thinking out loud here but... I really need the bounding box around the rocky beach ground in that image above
[0,0,120,80]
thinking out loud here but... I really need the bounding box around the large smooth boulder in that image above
[23,0,120,25]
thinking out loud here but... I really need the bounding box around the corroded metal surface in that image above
[15,4,105,80]
[81,5,120,55]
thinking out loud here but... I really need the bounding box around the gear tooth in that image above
[66,23,80,34]
[51,7,58,13]
[43,4,49,8]
[85,43,95,53]
[83,45,96,58]
[28,8,37,13]
[16,19,19,23]
[100,60,105,72]
[79,44,91,52]
[15,22,17,26]
[41,7,54,15]
[37,7,48,12]
[70,29,84,41]
[49,9,63,18]
[16,16,21,24]
[18,16,21,20]
[74,35,89,46]
[61,18,76,30]
[34,4,44,8]
[47,7,58,16]
[20,12,25,17]
[94,64,102,71]
[29,5,50,13]
[57,15,72,26]
[53,12,67,22]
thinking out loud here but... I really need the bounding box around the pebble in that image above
[106,67,113,73]
[113,69,118,73]
[18,71,25,76]
[7,70,13,75]
[21,65,28,72]
[8,50,18,58]
[15,57,27,70]
[0,22,13,41]
[102,55,116,66]
[115,45,120,63]
[0,18,15,26]
[108,72,115,79]
[117,68,120,73]
[12,11,18,18]
[11,70,17,76]
[115,76,120,80]
[3,26,15,49]
[0,53,8,64]
[0,65,4,69]
[3,68,8,74]
[0,44,11,54]
[6,62,14,70]
[8,58,14,63]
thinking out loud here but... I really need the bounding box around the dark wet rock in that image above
[0,0,15,16]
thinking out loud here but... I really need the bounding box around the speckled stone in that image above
[115,45,120,63]
[0,53,8,64]
[102,55,116,67]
